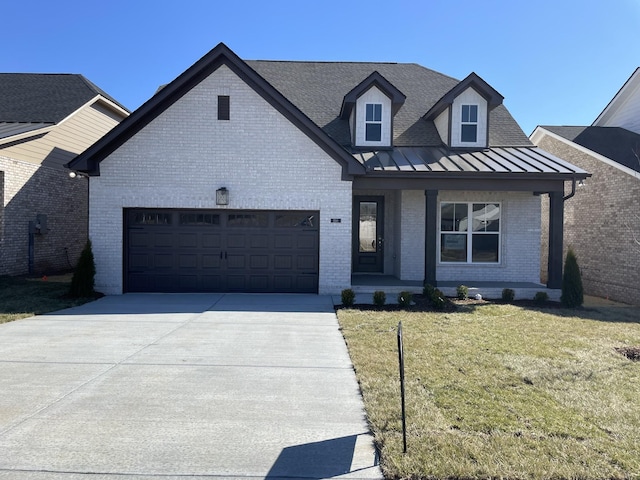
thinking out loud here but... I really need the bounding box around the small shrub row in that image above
[340,289,413,309]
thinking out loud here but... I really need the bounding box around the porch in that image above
[350,274,561,303]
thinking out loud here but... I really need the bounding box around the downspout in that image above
[563,178,577,201]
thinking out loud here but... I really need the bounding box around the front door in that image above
[353,196,384,273]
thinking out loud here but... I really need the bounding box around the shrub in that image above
[341,288,356,307]
[397,291,413,308]
[561,247,584,308]
[430,288,447,310]
[502,288,515,302]
[533,291,549,304]
[456,284,469,300]
[423,283,436,298]
[69,239,96,298]
[373,291,386,307]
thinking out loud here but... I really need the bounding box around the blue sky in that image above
[4,0,639,135]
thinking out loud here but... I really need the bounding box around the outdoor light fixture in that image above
[216,187,229,205]
[68,171,88,179]
[578,180,586,187]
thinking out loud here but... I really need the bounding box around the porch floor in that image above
[350,275,559,303]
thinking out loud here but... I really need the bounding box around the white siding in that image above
[451,87,488,148]
[434,109,449,144]
[90,64,352,295]
[1,101,125,169]
[354,87,392,148]
[596,78,640,134]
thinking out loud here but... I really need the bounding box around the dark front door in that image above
[353,196,384,273]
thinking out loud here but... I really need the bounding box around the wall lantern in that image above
[216,187,229,205]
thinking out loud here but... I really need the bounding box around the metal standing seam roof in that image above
[353,147,589,177]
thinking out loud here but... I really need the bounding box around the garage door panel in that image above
[178,233,198,248]
[153,254,173,269]
[249,255,269,269]
[153,232,174,248]
[126,209,319,293]
[202,234,222,248]
[202,254,222,269]
[178,254,197,269]
[274,255,293,270]
[296,255,317,270]
[227,255,246,269]
[227,234,246,248]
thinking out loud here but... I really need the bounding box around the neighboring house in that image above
[531,67,640,305]
[68,43,587,295]
[0,74,129,276]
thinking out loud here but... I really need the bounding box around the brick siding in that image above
[0,155,88,276]
[537,135,640,305]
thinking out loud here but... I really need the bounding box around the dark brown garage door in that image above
[125,209,319,293]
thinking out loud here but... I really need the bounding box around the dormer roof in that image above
[339,71,406,119]
[423,72,504,121]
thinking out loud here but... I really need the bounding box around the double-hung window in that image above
[461,104,478,143]
[365,103,382,141]
[440,202,500,263]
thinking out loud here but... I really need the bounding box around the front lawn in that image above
[0,275,94,324]
[337,302,640,479]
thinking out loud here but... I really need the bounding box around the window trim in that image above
[365,102,383,142]
[460,104,478,143]
[438,201,501,264]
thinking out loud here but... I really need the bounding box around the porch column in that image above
[547,191,564,289]
[425,189,438,286]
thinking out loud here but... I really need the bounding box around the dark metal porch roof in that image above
[353,146,589,177]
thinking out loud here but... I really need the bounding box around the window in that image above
[440,202,500,263]
[218,95,230,120]
[365,103,382,141]
[461,104,478,143]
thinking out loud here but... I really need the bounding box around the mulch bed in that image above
[338,294,562,312]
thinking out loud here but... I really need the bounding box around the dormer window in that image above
[461,104,478,143]
[365,103,382,141]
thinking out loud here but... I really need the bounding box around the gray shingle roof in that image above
[0,73,127,123]
[246,60,532,148]
[542,126,640,173]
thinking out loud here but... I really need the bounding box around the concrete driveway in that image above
[0,294,381,479]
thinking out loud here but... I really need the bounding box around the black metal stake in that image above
[398,321,407,453]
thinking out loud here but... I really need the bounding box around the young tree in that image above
[69,239,96,298]
[561,247,583,308]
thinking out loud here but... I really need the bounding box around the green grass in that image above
[0,275,95,324]
[337,303,640,479]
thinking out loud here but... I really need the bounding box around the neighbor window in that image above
[460,104,478,143]
[218,95,230,120]
[365,103,382,141]
[440,202,500,263]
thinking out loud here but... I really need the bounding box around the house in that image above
[0,74,129,276]
[67,43,588,296]
[531,67,640,305]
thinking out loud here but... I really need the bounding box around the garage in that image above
[125,209,319,293]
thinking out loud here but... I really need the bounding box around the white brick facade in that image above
[90,65,352,294]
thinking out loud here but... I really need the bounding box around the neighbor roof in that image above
[0,73,127,124]
[541,126,640,173]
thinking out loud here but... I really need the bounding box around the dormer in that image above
[340,71,406,149]
[424,72,503,149]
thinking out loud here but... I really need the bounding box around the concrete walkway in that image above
[0,294,381,479]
